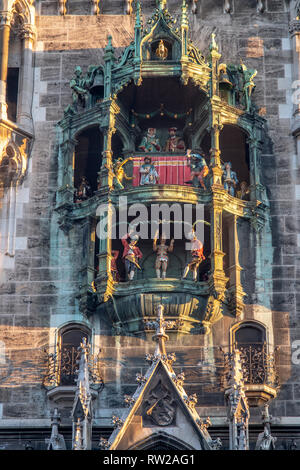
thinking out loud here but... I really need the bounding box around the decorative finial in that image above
[181,0,188,23]
[210,33,218,52]
[157,0,167,11]
[135,1,142,26]
[46,408,66,450]
[145,304,176,357]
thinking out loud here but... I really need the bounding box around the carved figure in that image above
[74,176,92,202]
[164,127,186,153]
[70,66,89,111]
[139,156,159,185]
[237,181,250,201]
[139,128,161,153]
[156,40,168,61]
[186,149,209,189]
[121,233,143,281]
[182,230,205,281]
[153,231,174,279]
[222,162,238,196]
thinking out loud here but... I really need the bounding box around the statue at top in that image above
[70,66,89,111]
[239,61,257,112]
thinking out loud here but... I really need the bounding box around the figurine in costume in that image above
[164,127,186,153]
[139,156,159,185]
[223,162,239,197]
[70,66,88,111]
[237,181,250,201]
[113,157,133,189]
[139,128,161,153]
[182,230,205,281]
[121,233,143,281]
[186,149,209,189]
[74,176,92,202]
[153,231,174,279]
[110,250,120,282]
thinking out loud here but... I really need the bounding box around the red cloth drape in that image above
[132,155,191,186]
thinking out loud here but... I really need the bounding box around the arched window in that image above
[74,126,103,198]
[58,325,90,386]
[233,322,267,385]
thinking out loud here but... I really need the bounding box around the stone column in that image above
[17,23,36,133]
[0,11,12,121]
[227,214,245,317]
[57,137,77,206]
[209,201,226,293]
[247,134,265,202]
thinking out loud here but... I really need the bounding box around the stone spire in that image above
[45,408,66,450]
[255,404,277,450]
[181,0,189,57]
[225,349,250,450]
[72,338,93,450]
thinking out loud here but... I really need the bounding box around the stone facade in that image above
[0,0,299,451]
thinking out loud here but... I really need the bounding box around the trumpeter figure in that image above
[182,230,205,282]
[121,233,143,281]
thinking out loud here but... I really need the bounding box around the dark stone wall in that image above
[0,0,299,449]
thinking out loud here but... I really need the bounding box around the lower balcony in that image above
[43,345,103,407]
[237,342,279,407]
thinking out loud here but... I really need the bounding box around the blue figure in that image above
[139,156,159,185]
[186,149,209,189]
[223,162,239,197]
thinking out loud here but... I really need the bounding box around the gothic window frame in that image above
[56,322,92,387]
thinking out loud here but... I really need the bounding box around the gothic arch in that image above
[230,319,269,349]
[128,431,196,450]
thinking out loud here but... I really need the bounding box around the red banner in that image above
[132,155,191,186]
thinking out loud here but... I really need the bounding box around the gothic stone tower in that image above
[0,0,299,451]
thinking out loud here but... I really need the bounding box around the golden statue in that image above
[113,157,133,189]
[156,40,168,61]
